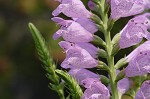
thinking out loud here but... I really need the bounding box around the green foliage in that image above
[56,70,83,99]
[28,23,65,99]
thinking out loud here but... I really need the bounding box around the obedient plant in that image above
[28,0,150,99]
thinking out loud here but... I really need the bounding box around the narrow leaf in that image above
[56,70,83,99]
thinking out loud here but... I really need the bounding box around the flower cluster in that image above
[51,0,150,99]
[51,0,110,98]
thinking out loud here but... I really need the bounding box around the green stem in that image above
[105,31,119,99]
[99,3,119,98]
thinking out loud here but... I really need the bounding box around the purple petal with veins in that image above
[52,18,94,42]
[125,41,150,77]
[111,0,145,19]
[82,79,110,99]
[52,0,92,18]
[135,80,150,99]
[69,69,99,86]
[119,13,150,48]
[61,47,98,69]
[59,41,98,58]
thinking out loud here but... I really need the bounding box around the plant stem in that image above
[99,2,119,98]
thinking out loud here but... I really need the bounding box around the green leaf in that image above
[28,23,65,99]
[55,70,83,99]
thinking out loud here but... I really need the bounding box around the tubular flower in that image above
[116,70,130,94]
[51,17,94,42]
[81,78,110,99]
[135,80,150,99]
[52,0,92,18]
[69,69,99,85]
[59,41,98,69]
[125,41,150,77]
[73,18,98,34]
[59,41,98,58]
[111,0,147,19]
[119,13,150,48]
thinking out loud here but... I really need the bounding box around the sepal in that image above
[111,33,121,56]
[115,58,128,69]
[91,14,103,25]
[100,75,110,86]
[97,61,109,71]
[98,48,107,58]
[115,70,125,82]
[91,35,106,47]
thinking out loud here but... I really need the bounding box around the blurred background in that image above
[0,0,63,99]
[1,0,149,99]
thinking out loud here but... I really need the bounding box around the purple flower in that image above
[59,42,98,69]
[73,18,98,34]
[119,13,150,48]
[116,70,130,94]
[125,41,150,77]
[59,41,98,58]
[118,78,130,94]
[52,0,92,18]
[51,17,94,42]
[135,80,150,99]
[111,0,146,19]
[69,69,99,86]
[143,0,150,9]
[81,78,110,99]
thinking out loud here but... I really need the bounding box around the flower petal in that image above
[52,0,92,18]
[135,80,150,99]
[125,41,150,77]
[119,14,150,48]
[111,0,145,19]
[69,69,99,86]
